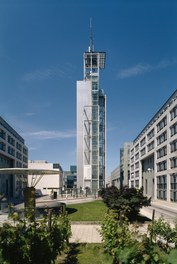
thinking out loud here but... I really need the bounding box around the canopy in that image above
[0,168,59,187]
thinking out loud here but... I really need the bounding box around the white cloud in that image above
[117,58,177,79]
[22,63,76,82]
[22,130,76,140]
[117,63,151,79]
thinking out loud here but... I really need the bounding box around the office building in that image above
[110,142,132,188]
[0,116,28,199]
[120,142,133,188]
[130,90,177,203]
[28,160,63,195]
[111,165,120,188]
[76,29,106,193]
[63,165,77,189]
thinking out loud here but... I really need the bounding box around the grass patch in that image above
[66,200,108,222]
[56,243,113,264]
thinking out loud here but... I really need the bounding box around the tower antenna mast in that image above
[89,18,94,52]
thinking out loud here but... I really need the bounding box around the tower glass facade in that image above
[76,43,106,193]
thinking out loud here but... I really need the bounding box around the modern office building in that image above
[63,165,77,189]
[130,90,177,203]
[0,116,28,200]
[28,160,63,195]
[111,165,120,188]
[110,142,132,188]
[120,142,133,188]
[76,30,106,193]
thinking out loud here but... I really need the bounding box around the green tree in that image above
[99,186,151,220]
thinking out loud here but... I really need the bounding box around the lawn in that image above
[66,200,108,222]
[56,243,113,264]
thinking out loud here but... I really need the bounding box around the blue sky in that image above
[0,0,177,176]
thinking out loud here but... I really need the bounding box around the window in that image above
[157,160,167,172]
[170,106,177,121]
[147,141,154,152]
[92,82,98,90]
[170,174,177,202]
[16,152,22,160]
[141,148,145,156]
[8,135,15,146]
[157,131,167,145]
[170,122,177,137]
[147,129,154,141]
[157,116,167,132]
[8,146,15,156]
[157,146,167,158]
[16,142,22,151]
[135,171,139,177]
[0,129,6,140]
[0,141,6,151]
[170,140,177,153]
[135,180,139,188]
[135,143,139,152]
[135,162,139,169]
[23,156,28,163]
[23,147,28,155]
[171,157,177,169]
[157,175,167,200]
[140,137,146,147]
[16,161,22,168]
[135,153,139,161]
[131,181,134,188]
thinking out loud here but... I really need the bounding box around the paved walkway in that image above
[70,224,102,243]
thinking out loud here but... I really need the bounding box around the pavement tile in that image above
[70,224,102,243]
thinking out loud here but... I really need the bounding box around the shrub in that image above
[99,186,151,220]
[100,211,168,264]
[0,212,71,264]
[148,216,177,250]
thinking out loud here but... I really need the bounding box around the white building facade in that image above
[28,160,63,195]
[76,35,106,193]
[0,116,28,200]
[110,142,132,189]
[130,90,177,203]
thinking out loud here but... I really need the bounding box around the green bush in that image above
[100,210,168,264]
[148,216,177,249]
[99,186,151,220]
[0,212,71,264]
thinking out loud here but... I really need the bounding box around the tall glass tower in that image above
[76,28,106,193]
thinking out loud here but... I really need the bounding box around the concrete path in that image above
[70,224,102,243]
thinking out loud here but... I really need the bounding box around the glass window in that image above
[157,160,167,172]
[157,146,167,158]
[147,129,154,141]
[170,106,177,121]
[157,175,167,200]
[157,131,167,145]
[170,122,177,137]
[157,116,167,132]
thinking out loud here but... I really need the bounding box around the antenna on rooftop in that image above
[89,18,94,52]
